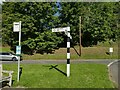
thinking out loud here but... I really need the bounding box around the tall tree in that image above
[59,2,119,46]
[2,2,63,54]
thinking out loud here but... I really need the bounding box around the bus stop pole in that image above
[17,21,21,82]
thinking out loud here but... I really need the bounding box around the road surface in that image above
[1,59,117,64]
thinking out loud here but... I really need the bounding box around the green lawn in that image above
[3,63,114,88]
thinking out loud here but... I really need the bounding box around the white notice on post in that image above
[13,22,20,32]
[109,47,113,53]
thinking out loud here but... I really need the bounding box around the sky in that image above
[0,0,2,4]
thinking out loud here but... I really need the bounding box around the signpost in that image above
[109,47,113,56]
[13,21,21,82]
[16,46,21,55]
[13,22,20,32]
[65,30,72,40]
[52,27,71,77]
[52,27,70,32]
[79,16,82,56]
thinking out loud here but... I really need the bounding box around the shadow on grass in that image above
[1,81,10,88]
[106,52,110,55]
[19,67,23,81]
[1,80,15,88]
[72,46,81,56]
[11,67,22,86]
[43,65,67,76]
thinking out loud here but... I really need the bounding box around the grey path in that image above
[107,60,120,88]
[1,59,117,64]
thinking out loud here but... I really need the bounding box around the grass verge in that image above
[1,42,118,60]
[23,46,118,60]
[3,63,114,88]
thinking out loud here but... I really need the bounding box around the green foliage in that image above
[59,2,119,46]
[2,2,62,54]
[2,2,119,54]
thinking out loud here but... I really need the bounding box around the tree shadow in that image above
[1,81,10,88]
[106,52,110,55]
[1,80,15,88]
[19,67,23,81]
[43,65,67,76]
[71,39,81,56]
[72,46,81,56]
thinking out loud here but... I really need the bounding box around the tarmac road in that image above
[1,59,117,64]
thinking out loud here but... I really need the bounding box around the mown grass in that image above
[1,41,118,60]
[0,46,11,52]
[23,45,118,60]
[3,63,114,88]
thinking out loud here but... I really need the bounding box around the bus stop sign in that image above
[16,46,21,56]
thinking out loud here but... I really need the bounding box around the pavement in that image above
[107,60,120,88]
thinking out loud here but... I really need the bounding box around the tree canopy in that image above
[59,2,119,46]
[2,2,63,54]
[2,2,119,54]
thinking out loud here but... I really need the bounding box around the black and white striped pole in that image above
[66,27,70,77]
[52,27,72,77]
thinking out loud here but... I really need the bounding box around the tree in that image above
[2,2,63,54]
[2,2,119,53]
[59,2,119,46]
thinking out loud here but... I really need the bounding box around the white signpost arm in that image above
[65,30,72,40]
